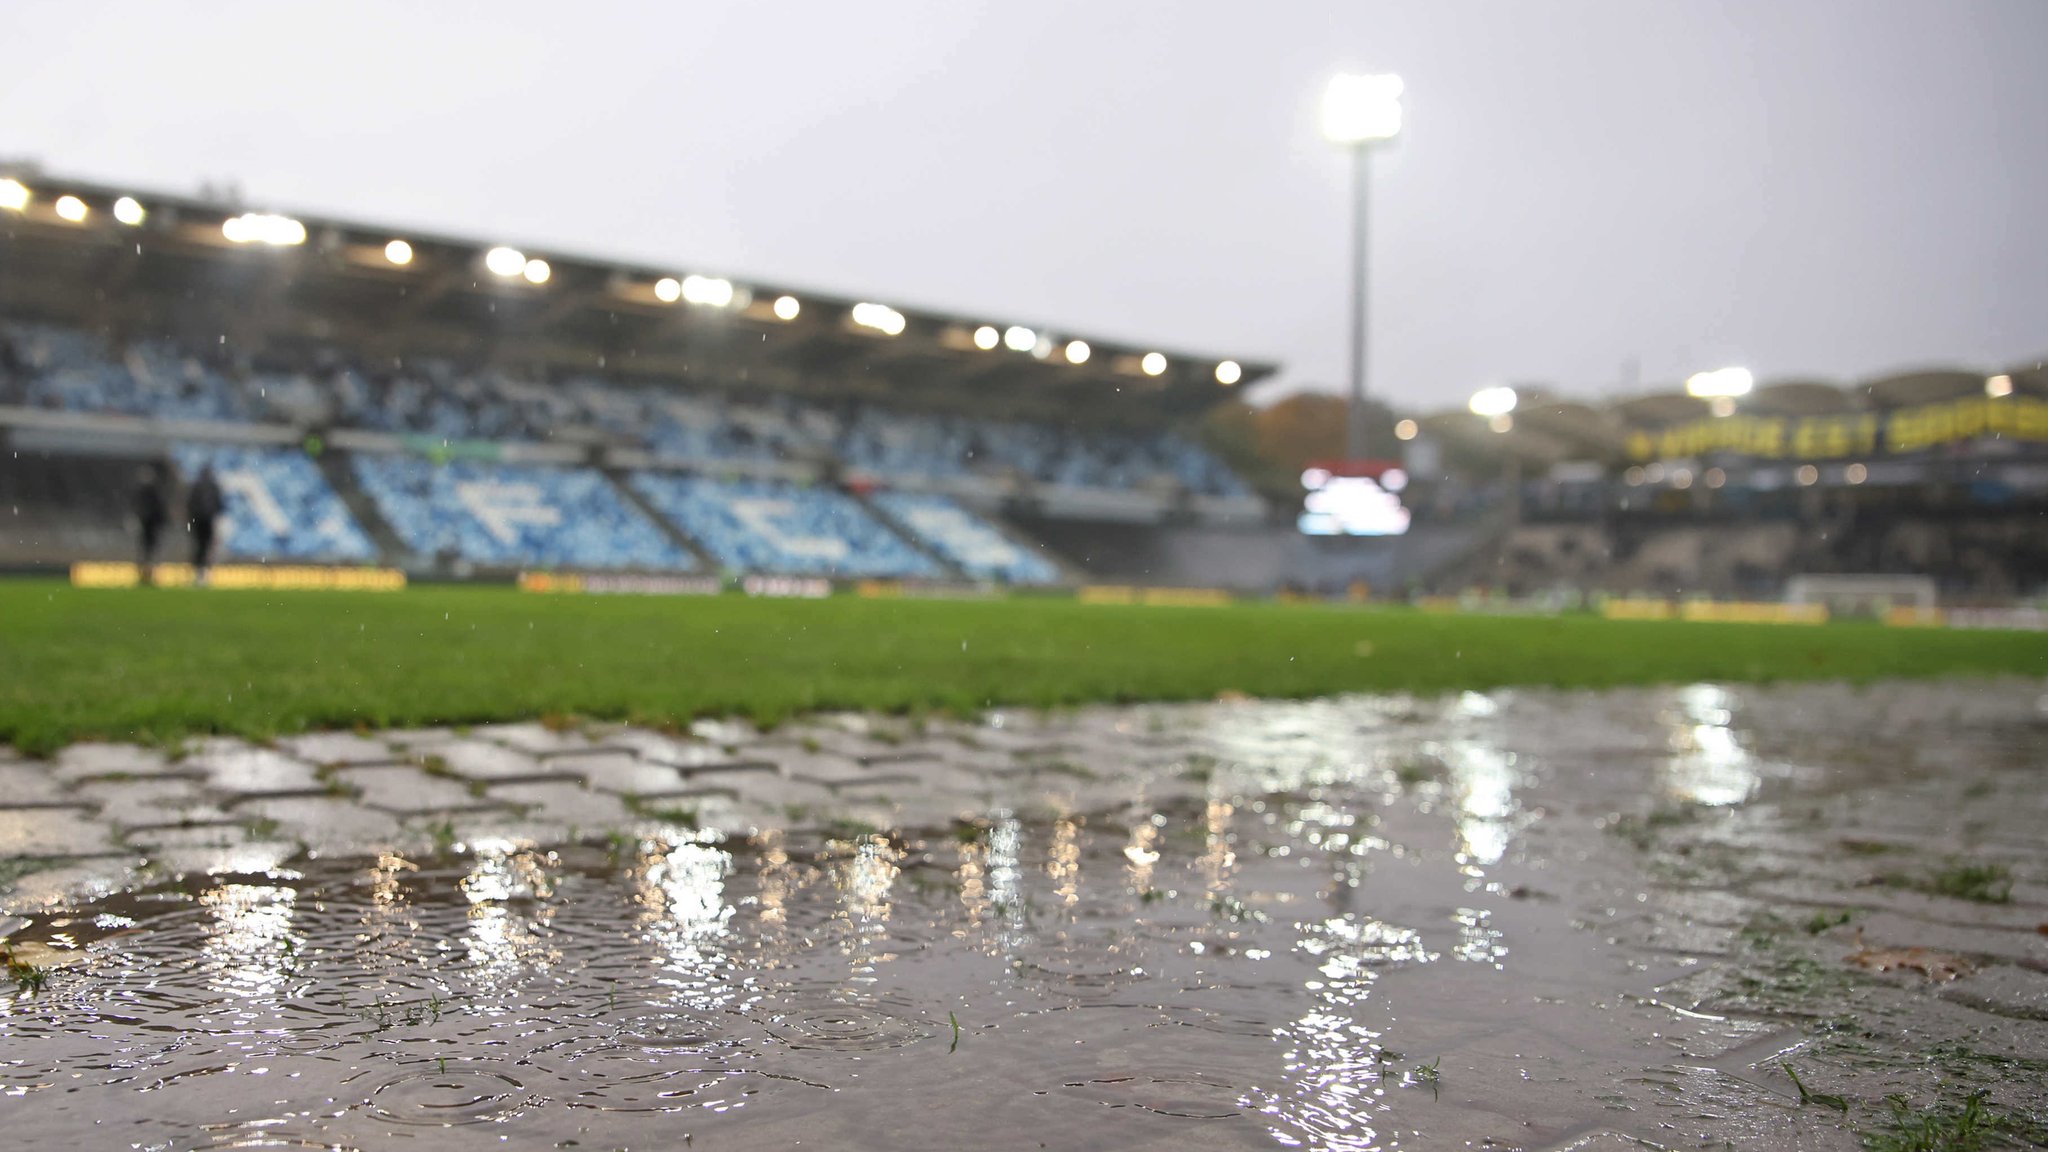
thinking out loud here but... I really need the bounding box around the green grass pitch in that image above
[1,581,2042,755]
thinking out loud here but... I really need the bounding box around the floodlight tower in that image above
[1322,73,1404,460]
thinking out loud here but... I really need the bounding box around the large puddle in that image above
[2,681,2044,1149]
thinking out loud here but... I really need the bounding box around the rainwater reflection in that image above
[3,681,1993,1150]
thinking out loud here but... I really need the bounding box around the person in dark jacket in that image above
[134,462,170,585]
[187,465,224,584]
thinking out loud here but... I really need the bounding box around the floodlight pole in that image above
[1344,142,1373,461]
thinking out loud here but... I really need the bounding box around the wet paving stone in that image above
[0,806,118,857]
[335,764,508,815]
[278,731,401,766]
[50,742,179,784]
[0,763,72,806]
[229,795,406,853]
[485,780,633,827]
[413,739,561,782]
[0,678,2045,1150]
[189,747,324,795]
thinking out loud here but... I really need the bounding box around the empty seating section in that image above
[631,473,940,578]
[169,444,376,562]
[353,456,693,571]
[328,366,538,441]
[645,395,821,465]
[871,491,1059,583]
[3,325,249,422]
[1,324,1252,498]
[832,404,1250,497]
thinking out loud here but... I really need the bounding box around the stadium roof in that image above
[0,168,1277,425]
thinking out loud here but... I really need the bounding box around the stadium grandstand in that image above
[2,166,2044,609]
[0,168,1271,586]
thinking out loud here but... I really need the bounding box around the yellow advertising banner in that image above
[1627,396,2048,461]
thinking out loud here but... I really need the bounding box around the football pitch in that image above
[2,579,2042,755]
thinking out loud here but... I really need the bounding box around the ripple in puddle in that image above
[1062,1072,1249,1120]
[360,1063,532,1126]
[745,989,932,1052]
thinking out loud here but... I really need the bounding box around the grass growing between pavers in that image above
[2,580,2045,756]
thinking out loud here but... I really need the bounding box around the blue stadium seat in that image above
[170,444,376,562]
[871,491,1059,583]
[629,472,940,578]
[352,456,694,570]
[5,325,250,422]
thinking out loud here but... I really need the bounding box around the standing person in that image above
[187,464,223,586]
[134,462,169,586]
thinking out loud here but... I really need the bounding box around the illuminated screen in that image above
[1297,465,1411,537]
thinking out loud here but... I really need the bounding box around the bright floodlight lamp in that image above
[0,178,28,211]
[1468,385,1518,417]
[654,277,683,303]
[1394,418,1418,441]
[852,303,906,336]
[773,295,801,320]
[1065,340,1091,365]
[384,239,414,266]
[682,275,734,307]
[222,213,307,246]
[1985,374,2013,398]
[522,258,551,284]
[1003,326,1036,352]
[54,195,88,222]
[1322,73,1404,145]
[1215,360,1243,386]
[484,247,526,277]
[1140,352,1168,377]
[113,196,146,226]
[973,326,1000,350]
[1685,367,1754,398]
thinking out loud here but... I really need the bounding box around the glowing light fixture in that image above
[1985,374,2013,398]
[852,302,906,336]
[682,274,733,307]
[54,195,88,222]
[1488,413,1513,433]
[1468,385,1517,417]
[522,258,551,284]
[1140,352,1168,376]
[1002,326,1035,352]
[1215,360,1243,385]
[484,246,527,277]
[222,213,307,246]
[1685,366,1753,398]
[1709,395,1737,418]
[1795,464,1820,486]
[1065,340,1091,365]
[654,276,683,303]
[1322,73,1405,145]
[384,239,414,266]
[1394,418,1418,441]
[0,178,28,212]
[113,196,146,226]
[973,326,1000,350]
[773,295,801,320]
[1845,462,1869,484]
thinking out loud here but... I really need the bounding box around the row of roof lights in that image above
[964,323,1239,383]
[2,180,151,228]
[3,179,1248,374]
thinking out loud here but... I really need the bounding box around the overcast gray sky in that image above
[4,0,2044,410]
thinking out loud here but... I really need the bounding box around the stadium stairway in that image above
[603,467,724,573]
[316,451,415,567]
